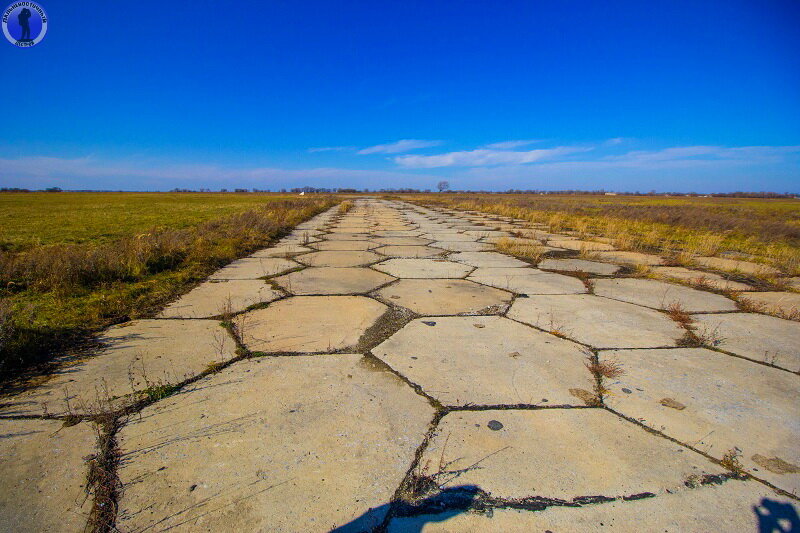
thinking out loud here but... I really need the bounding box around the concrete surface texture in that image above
[0,199,796,532]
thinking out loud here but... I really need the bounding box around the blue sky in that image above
[1,0,799,192]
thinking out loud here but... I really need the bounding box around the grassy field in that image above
[0,192,338,379]
[401,194,800,275]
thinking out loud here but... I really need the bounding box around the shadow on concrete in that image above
[330,485,481,533]
[754,498,799,533]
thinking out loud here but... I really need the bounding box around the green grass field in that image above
[0,192,309,250]
[0,192,338,379]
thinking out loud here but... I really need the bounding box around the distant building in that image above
[604,192,617,196]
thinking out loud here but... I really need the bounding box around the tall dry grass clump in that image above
[338,200,354,214]
[494,237,545,264]
[0,197,336,378]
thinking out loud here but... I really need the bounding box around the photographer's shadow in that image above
[331,484,482,533]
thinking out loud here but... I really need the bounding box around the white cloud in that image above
[395,146,591,168]
[483,140,541,149]
[0,155,441,190]
[357,139,442,155]
[307,146,354,153]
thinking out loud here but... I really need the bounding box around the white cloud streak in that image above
[483,140,541,149]
[307,146,355,153]
[357,139,442,155]
[395,146,591,168]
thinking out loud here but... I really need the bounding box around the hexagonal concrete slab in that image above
[373,236,431,246]
[602,348,800,494]
[116,355,434,532]
[430,241,494,252]
[373,316,590,406]
[468,267,587,295]
[449,251,529,268]
[373,259,473,279]
[311,240,376,251]
[548,239,616,251]
[651,266,753,291]
[738,291,800,317]
[324,232,372,241]
[376,279,512,315]
[418,410,725,501]
[692,256,781,276]
[508,294,683,349]
[539,258,621,275]
[593,278,738,312]
[594,251,665,266]
[0,419,95,532]
[296,250,381,267]
[374,245,444,258]
[209,257,299,279]
[692,313,800,372]
[159,279,282,318]
[0,319,236,416]
[421,233,479,242]
[250,244,313,257]
[241,296,387,352]
[387,480,792,532]
[273,267,394,295]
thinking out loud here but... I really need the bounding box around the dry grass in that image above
[404,194,800,275]
[494,237,545,264]
[0,195,336,379]
[583,351,625,405]
[338,200,354,214]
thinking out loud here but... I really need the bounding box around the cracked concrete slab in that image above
[692,256,781,276]
[250,244,313,257]
[373,236,432,246]
[375,279,512,315]
[602,348,800,494]
[419,409,725,501]
[0,418,95,532]
[116,355,434,532]
[387,480,794,532]
[449,252,530,268]
[296,250,381,267]
[159,279,282,318]
[692,313,800,371]
[421,233,480,242]
[208,257,299,280]
[373,259,473,279]
[593,278,738,312]
[311,240,376,251]
[430,241,494,252]
[548,239,616,251]
[241,296,387,352]
[375,245,445,258]
[738,291,800,317]
[0,319,236,416]
[373,316,590,406]
[593,251,665,266]
[651,266,753,291]
[538,258,621,275]
[508,294,683,348]
[273,267,394,295]
[468,267,587,295]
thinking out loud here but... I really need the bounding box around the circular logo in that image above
[3,2,47,48]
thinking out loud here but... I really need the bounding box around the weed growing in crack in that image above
[85,416,122,533]
[583,350,624,406]
[667,302,725,348]
[720,448,746,477]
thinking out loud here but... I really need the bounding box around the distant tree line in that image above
[1,187,796,198]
